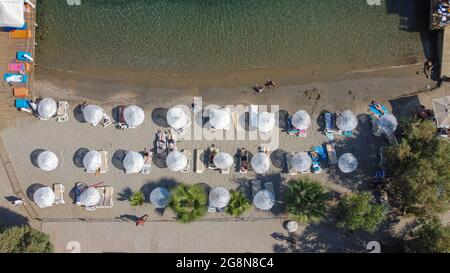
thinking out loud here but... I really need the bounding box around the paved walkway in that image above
[42,219,287,253]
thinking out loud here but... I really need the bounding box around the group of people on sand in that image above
[253,79,277,94]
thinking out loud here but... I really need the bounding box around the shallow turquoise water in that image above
[36,0,427,75]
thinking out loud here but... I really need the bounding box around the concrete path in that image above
[42,219,287,253]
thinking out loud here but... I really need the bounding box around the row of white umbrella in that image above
[38,99,400,136]
[35,149,359,174]
[32,184,276,211]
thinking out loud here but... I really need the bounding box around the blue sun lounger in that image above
[15,99,30,109]
[16,51,33,62]
[4,73,28,83]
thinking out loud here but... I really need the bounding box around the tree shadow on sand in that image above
[30,149,45,168]
[151,108,169,127]
[117,187,133,201]
[0,207,29,227]
[73,148,89,168]
[327,114,385,191]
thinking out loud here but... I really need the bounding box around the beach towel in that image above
[8,63,29,72]
[313,145,327,160]
[16,51,33,62]
[3,23,27,31]
[369,104,389,118]
[4,73,27,83]
[15,99,30,108]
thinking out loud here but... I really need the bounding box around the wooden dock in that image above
[0,2,36,126]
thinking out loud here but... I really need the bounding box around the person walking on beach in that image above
[264,79,277,90]
[135,214,148,226]
[423,60,434,79]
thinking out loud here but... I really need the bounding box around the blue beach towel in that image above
[369,104,389,118]
[4,23,27,31]
[313,145,327,160]
[4,73,28,83]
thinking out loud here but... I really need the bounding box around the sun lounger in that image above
[208,202,217,213]
[97,186,113,209]
[156,130,167,154]
[8,63,30,73]
[251,180,261,198]
[15,99,30,109]
[53,183,65,205]
[16,51,33,62]
[4,73,27,83]
[326,143,338,165]
[99,150,108,174]
[207,146,219,169]
[101,113,112,127]
[249,105,258,130]
[180,149,191,173]
[9,30,31,39]
[167,130,177,152]
[13,87,28,97]
[115,105,128,129]
[56,101,69,122]
[141,147,152,174]
[324,112,335,140]
[310,151,322,174]
[239,148,249,173]
[194,149,205,174]
[264,182,274,194]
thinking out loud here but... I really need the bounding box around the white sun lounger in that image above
[99,150,108,174]
[97,186,113,209]
[141,148,152,174]
[194,149,204,173]
[264,182,274,194]
[102,112,112,127]
[251,180,261,198]
[53,183,65,205]
[181,149,191,173]
[249,105,258,130]
[56,101,69,122]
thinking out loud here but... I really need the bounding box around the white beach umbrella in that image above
[167,107,189,130]
[209,187,231,209]
[166,150,187,172]
[123,151,144,174]
[378,114,398,135]
[123,105,145,128]
[83,150,101,172]
[251,152,270,174]
[338,153,358,173]
[258,112,276,133]
[286,220,299,233]
[33,186,55,208]
[432,96,450,128]
[37,98,57,119]
[209,108,230,130]
[213,152,234,170]
[291,152,312,173]
[82,104,104,125]
[36,150,59,171]
[0,0,25,28]
[150,187,171,208]
[336,110,358,131]
[79,187,100,207]
[253,190,275,211]
[292,110,311,130]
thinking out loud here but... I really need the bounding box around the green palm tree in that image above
[226,190,251,217]
[169,184,207,223]
[129,191,145,206]
[285,178,330,223]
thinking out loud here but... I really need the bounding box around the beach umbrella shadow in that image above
[152,152,167,168]
[112,150,127,171]
[316,110,329,133]
[278,110,289,131]
[30,149,45,168]
[73,148,89,168]
[73,104,85,123]
[68,182,87,204]
[26,183,45,202]
[270,149,287,171]
[151,108,170,127]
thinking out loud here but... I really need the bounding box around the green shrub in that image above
[129,191,145,206]
[226,190,251,217]
[169,184,207,223]
[0,225,53,253]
